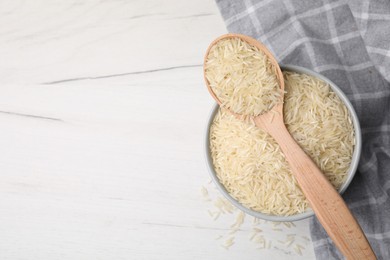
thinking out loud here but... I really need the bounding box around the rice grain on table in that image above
[203,183,309,255]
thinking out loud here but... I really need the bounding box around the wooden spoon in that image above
[203,33,376,259]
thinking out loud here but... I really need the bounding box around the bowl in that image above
[204,64,362,222]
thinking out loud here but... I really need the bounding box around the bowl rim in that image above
[204,64,362,222]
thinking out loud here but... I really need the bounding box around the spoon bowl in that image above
[203,33,285,115]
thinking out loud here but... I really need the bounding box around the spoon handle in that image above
[254,116,376,259]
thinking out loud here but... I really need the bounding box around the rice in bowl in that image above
[208,69,356,217]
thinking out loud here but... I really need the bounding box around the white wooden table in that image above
[0,0,315,259]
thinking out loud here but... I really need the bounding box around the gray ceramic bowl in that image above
[204,65,362,222]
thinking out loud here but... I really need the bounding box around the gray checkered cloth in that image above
[214,0,390,259]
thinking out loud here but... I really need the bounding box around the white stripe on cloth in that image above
[367,46,390,57]
[362,124,390,134]
[278,31,361,60]
[360,1,370,37]
[323,2,362,114]
[347,90,390,101]
[313,230,390,248]
[367,231,390,240]
[315,60,372,73]
[312,238,332,248]
[225,0,275,26]
[348,180,390,209]
[243,0,277,56]
[376,65,390,82]
[366,47,390,81]
[359,143,390,173]
[283,0,318,67]
[352,11,390,20]
[256,1,346,46]
[313,233,390,259]
[225,0,344,26]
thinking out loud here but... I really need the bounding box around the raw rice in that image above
[204,37,281,116]
[209,71,355,216]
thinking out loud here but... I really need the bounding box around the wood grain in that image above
[0,0,316,259]
[255,111,376,259]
